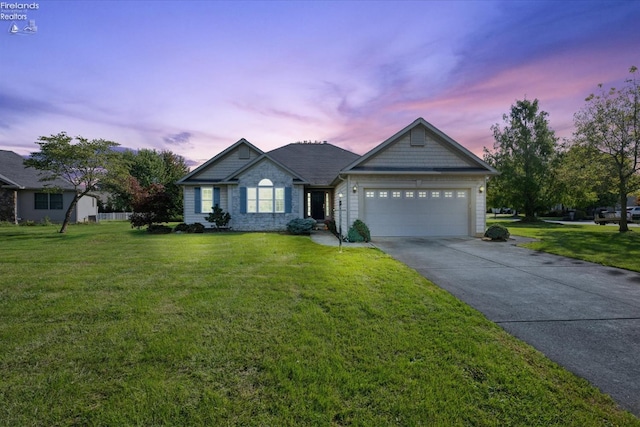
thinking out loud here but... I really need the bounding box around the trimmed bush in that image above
[148,224,172,234]
[287,218,316,235]
[191,223,205,233]
[346,219,371,242]
[484,224,510,241]
[347,226,364,242]
[174,223,191,233]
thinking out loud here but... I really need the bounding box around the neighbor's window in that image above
[247,179,285,213]
[34,193,63,210]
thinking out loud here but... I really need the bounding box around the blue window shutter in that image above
[214,187,221,207]
[194,187,201,213]
[285,187,292,213]
[240,187,247,214]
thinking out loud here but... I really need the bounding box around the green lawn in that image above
[1,222,638,426]
[488,218,640,272]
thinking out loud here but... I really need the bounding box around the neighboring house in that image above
[0,150,98,224]
[178,118,498,237]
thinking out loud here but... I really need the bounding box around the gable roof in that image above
[268,143,360,186]
[0,150,73,190]
[176,138,264,184]
[221,153,309,184]
[341,117,498,175]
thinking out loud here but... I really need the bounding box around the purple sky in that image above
[1,1,639,168]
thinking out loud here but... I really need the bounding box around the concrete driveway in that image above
[373,236,640,417]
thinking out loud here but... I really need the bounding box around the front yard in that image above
[0,222,638,425]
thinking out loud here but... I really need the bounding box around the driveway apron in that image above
[373,237,640,417]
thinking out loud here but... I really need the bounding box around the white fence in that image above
[97,212,132,221]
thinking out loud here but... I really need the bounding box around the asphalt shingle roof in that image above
[0,150,72,190]
[267,143,360,186]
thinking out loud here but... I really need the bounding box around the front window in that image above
[247,179,285,213]
[201,187,213,213]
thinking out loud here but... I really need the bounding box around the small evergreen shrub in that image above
[205,205,231,229]
[346,219,371,242]
[347,226,364,242]
[484,224,510,241]
[287,218,316,235]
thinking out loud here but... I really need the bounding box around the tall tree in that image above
[573,66,640,232]
[24,132,119,233]
[484,99,559,221]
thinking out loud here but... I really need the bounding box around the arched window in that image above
[246,178,285,213]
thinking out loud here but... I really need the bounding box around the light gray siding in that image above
[190,147,260,181]
[16,190,97,224]
[359,131,475,169]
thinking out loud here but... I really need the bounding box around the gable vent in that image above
[238,145,250,159]
[410,127,426,146]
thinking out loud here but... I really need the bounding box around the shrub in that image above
[174,223,191,233]
[147,224,172,234]
[346,219,371,242]
[347,226,364,242]
[191,223,205,233]
[205,205,231,229]
[287,218,316,235]
[484,224,510,241]
[130,212,156,229]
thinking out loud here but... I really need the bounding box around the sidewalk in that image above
[310,230,375,248]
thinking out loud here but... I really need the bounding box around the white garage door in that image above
[363,189,469,237]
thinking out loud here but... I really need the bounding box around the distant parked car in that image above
[627,206,640,221]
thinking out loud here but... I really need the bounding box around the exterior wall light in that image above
[352,185,357,193]
[479,185,485,193]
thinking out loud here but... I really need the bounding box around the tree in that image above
[552,143,617,210]
[484,99,559,221]
[105,149,188,219]
[24,132,119,233]
[573,66,640,232]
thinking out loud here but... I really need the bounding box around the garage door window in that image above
[379,191,388,198]
[457,191,466,198]
[431,191,440,198]
[405,191,414,198]
[444,191,453,198]
[366,191,375,198]
[418,191,427,198]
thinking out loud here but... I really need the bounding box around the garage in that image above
[363,188,470,237]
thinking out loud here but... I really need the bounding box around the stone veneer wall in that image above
[0,188,16,222]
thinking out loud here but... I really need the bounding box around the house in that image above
[0,150,98,224]
[177,118,498,237]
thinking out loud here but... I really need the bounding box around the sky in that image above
[1,0,639,168]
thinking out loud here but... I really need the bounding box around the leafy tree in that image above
[106,149,189,219]
[573,66,640,232]
[484,99,559,221]
[24,132,119,233]
[552,143,617,210]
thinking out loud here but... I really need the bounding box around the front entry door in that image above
[310,191,326,220]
